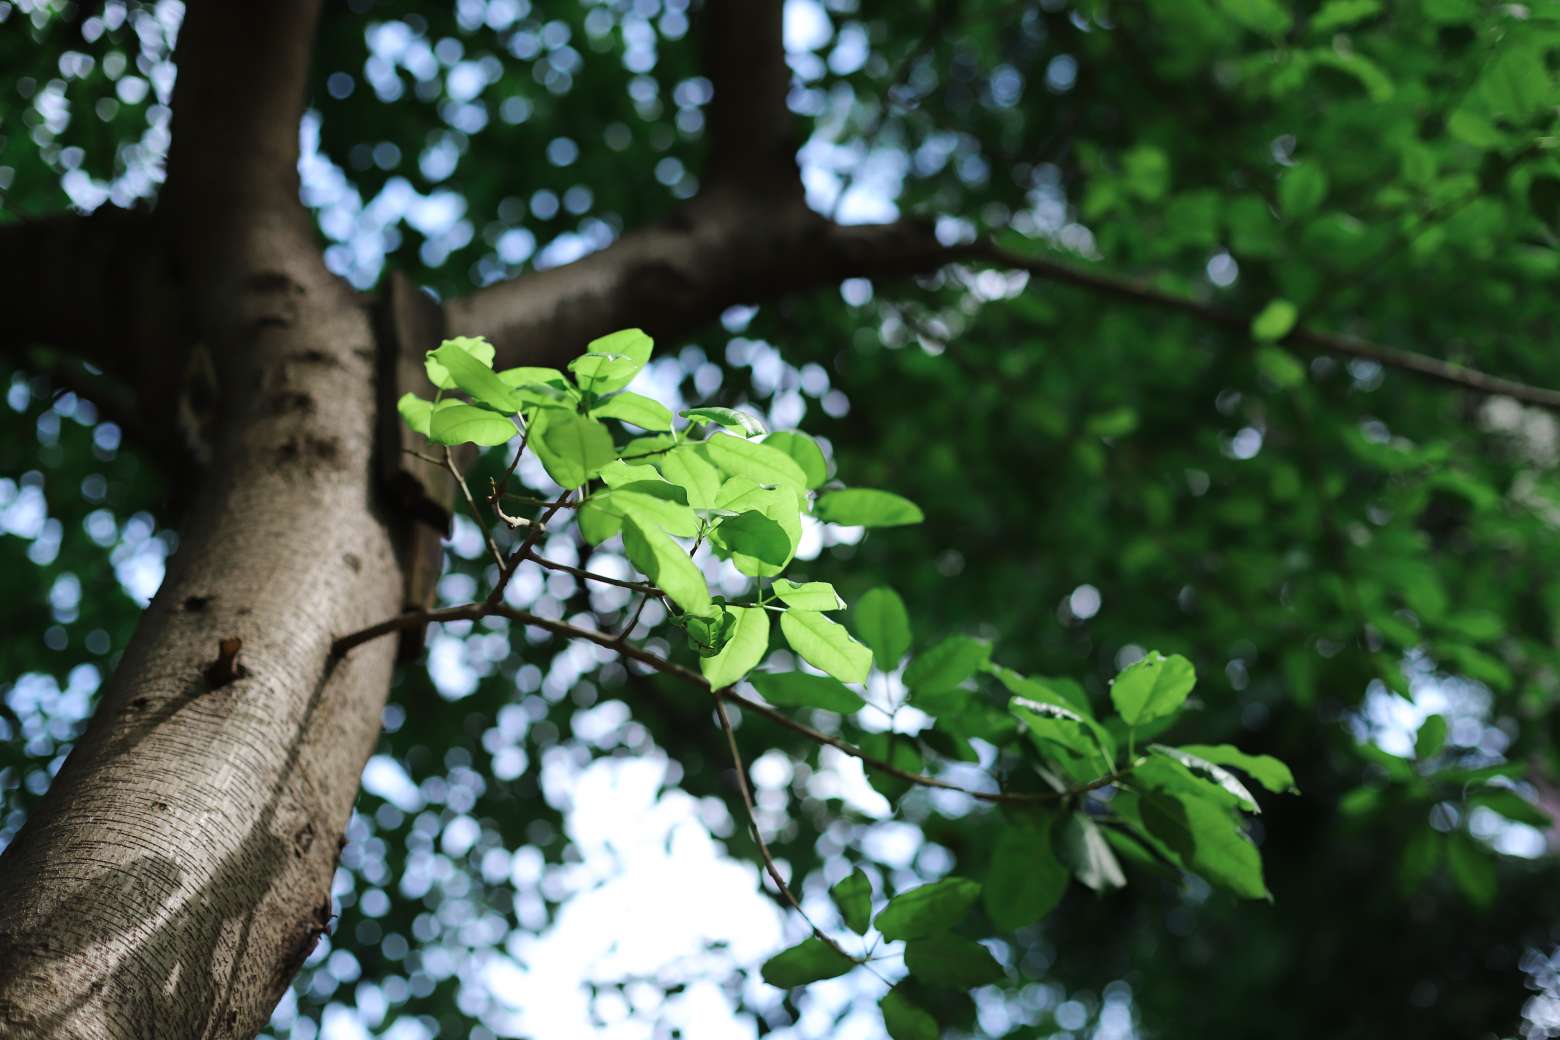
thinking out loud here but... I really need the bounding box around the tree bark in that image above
[0,4,407,1037]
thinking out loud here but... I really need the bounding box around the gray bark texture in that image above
[0,0,937,1036]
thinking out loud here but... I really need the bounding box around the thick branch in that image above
[0,209,174,386]
[700,0,799,202]
[163,0,324,275]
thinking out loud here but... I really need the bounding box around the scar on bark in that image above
[202,637,247,690]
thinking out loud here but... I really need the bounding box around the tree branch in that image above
[332,601,1127,806]
[163,0,325,276]
[700,0,800,202]
[958,240,1560,411]
[0,208,174,386]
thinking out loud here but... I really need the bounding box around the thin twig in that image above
[714,692,873,975]
[526,552,660,595]
[333,603,1129,805]
[485,489,574,607]
[960,240,1560,411]
[445,446,505,571]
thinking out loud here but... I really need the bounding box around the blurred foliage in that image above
[4,0,1560,1038]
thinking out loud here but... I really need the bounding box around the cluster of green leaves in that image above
[399,330,921,691]
[756,647,1297,1038]
[402,331,1297,1039]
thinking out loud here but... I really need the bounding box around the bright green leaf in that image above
[1140,791,1269,899]
[424,335,495,390]
[701,606,769,689]
[621,516,710,615]
[427,340,526,412]
[397,392,434,437]
[682,406,766,437]
[568,328,653,394]
[764,430,828,488]
[814,488,924,527]
[529,408,616,488]
[704,433,809,490]
[658,445,723,509]
[593,391,673,431]
[771,579,844,611]
[780,610,872,684]
[1110,651,1196,725]
[1251,298,1299,341]
[428,403,518,446]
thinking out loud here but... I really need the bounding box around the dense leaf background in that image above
[4,0,1560,1037]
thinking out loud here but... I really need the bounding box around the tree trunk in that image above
[0,257,404,1037]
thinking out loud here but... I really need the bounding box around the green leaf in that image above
[904,636,991,696]
[568,328,653,394]
[496,365,568,391]
[1251,298,1299,341]
[1146,745,1261,813]
[1469,788,1550,829]
[1140,791,1269,899]
[904,936,1004,988]
[682,406,766,437]
[764,431,828,488]
[1415,714,1448,759]
[779,610,872,684]
[984,817,1068,929]
[658,445,723,509]
[700,606,769,689]
[881,989,937,1040]
[428,403,518,446]
[1085,406,1138,438]
[427,340,526,412]
[759,937,856,988]
[1310,0,1382,33]
[604,481,699,538]
[682,608,736,658]
[713,480,802,576]
[593,391,673,432]
[1059,815,1127,892]
[814,488,924,527]
[830,870,873,934]
[704,432,809,490]
[1255,345,1306,388]
[1278,164,1328,220]
[712,509,792,574]
[529,408,616,488]
[748,671,864,713]
[853,587,912,670]
[1446,832,1496,908]
[1174,744,1299,794]
[1219,0,1293,37]
[983,663,1091,715]
[597,459,665,487]
[424,335,495,390]
[621,516,710,615]
[874,877,981,941]
[1011,697,1114,767]
[1109,651,1196,725]
[771,579,844,611]
[397,392,434,436]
